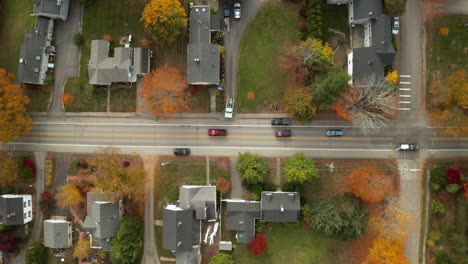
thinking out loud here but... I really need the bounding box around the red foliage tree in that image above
[248,233,267,256]
[0,230,21,252]
[445,165,461,185]
[41,191,52,201]
[23,159,36,174]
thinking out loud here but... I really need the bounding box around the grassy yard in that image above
[322,3,349,41]
[23,86,52,112]
[0,0,35,74]
[237,2,299,112]
[64,78,107,112]
[234,223,345,264]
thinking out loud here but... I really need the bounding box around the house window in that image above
[28,200,31,206]
[28,211,31,217]
[24,202,26,208]
[24,213,27,219]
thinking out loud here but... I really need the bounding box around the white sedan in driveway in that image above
[234,3,241,20]
[392,17,399,35]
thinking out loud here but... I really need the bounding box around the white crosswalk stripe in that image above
[400,81,411,84]
[399,88,411,91]
[399,74,412,111]
[400,75,411,78]
[400,95,411,97]
[400,101,411,104]
[398,108,411,110]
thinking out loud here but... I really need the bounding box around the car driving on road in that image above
[174,148,191,155]
[398,143,419,151]
[326,129,344,137]
[275,130,291,137]
[234,3,241,19]
[208,129,227,136]
[271,118,291,126]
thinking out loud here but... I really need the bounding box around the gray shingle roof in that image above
[0,195,27,226]
[33,0,69,20]
[83,192,122,251]
[179,186,217,220]
[187,6,220,85]
[176,247,200,264]
[352,0,383,21]
[226,200,261,244]
[44,219,72,248]
[133,47,151,75]
[261,192,300,223]
[17,17,54,85]
[163,205,194,252]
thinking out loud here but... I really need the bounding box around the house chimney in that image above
[177,241,183,247]
[177,221,182,227]
[369,11,373,16]
[368,60,374,64]
[280,205,284,212]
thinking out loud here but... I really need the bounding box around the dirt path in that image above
[141,157,161,264]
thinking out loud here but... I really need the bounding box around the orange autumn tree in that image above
[364,238,410,264]
[216,177,231,193]
[62,93,74,104]
[439,27,449,36]
[0,68,33,144]
[141,0,187,45]
[140,65,188,117]
[347,168,393,203]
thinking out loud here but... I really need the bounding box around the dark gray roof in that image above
[226,200,261,244]
[17,17,54,85]
[351,0,383,22]
[176,247,200,264]
[33,0,69,20]
[261,192,300,223]
[0,195,28,226]
[179,186,217,220]
[133,47,151,75]
[83,192,122,251]
[44,219,72,248]
[163,205,194,252]
[187,6,220,85]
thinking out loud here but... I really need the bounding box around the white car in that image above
[234,3,241,20]
[225,97,234,119]
[392,17,399,35]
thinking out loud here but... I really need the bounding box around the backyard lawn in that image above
[237,2,299,112]
[234,223,345,264]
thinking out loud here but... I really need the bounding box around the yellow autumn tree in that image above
[141,0,187,45]
[0,158,20,186]
[364,238,410,264]
[55,181,83,208]
[140,65,188,117]
[0,68,34,144]
[293,38,334,72]
[447,71,468,109]
[385,70,398,84]
[89,147,146,203]
[73,239,91,259]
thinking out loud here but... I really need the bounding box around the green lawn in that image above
[110,85,137,112]
[234,223,344,264]
[237,2,299,112]
[23,86,52,112]
[426,15,468,79]
[64,78,107,112]
[322,3,349,41]
[0,0,35,74]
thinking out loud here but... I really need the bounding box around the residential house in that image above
[83,192,123,251]
[87,39,151,85]
[328,0,396,81]
[44,219,73,249]
[17,17,55,85]
[225,191,301,244]
[162,185,217,264]
[33,0,70,21]
[187,6,220,85]
[0,194,33,226]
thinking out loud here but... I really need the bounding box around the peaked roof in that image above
[261,192,301,223]
[17,17,54,85]
[33,0,69,20]
[163,205,194,252]
[0,195,31,226]
[187,6,220,85]
[44,219,71,248]
[352,0,383,21]
[179,186,217,220]
[226,200,261,244]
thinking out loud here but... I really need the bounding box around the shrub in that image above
[282,183,296,192]
[435,252,452,264]
[251,184,263,201]
[25,241,46,264]
[74,33,84,46]
[430,167,446,190]
[256,220,266,233]
[248,234,267,256]
[1,186,14,194]
[445,165,461,185]
[445,184,461,193]
[431,200,446,214]
[262,183,276,191]
[14,187,24,194]
[44,75,54,85]
[306,0,322,39]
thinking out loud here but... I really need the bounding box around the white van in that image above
[225,97,234,119]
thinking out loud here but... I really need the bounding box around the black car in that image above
[326,129,344,137]
[275,130,291,137]
[271,118,291,125]
[174,148,191,155]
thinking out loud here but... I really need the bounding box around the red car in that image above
[208,129,228,136]
[275,130,291,137]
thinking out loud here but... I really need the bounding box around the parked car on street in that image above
[225,97,234,119]
[234,3,241,19]
[275,130,291,137]
[208,129,227,136]
[326,129,344,137]
[398,143,419,151]
[392,17,399,35]
[174,148,191,155]
[271,118,291,125]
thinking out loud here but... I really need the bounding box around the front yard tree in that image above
[314,67,351,110]
[236,152,268,184]
[364,238,410,264]
[0,68,33,144]
[347,168,393,203]
[73,239,91,259]
[141,0,187,45]
[293,38,333,74]
[333,74,398,135]
[0,230,21,252]
[110,216,143,264]
[55,181,83,209]
[370,196,414,241]
[282,153,319,183]
[209,253,234,264]
[140,65,188,117]
[216,177,231,193]
[285,86,316,122]
[0,158,19,186]
[90,147,146,203]
[309,193,367,240]
[25,241,46,264]
[248,233,267,256]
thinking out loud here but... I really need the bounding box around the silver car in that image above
[234,3,241,20]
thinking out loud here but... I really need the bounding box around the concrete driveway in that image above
[223,0,266,99]
[445,0,468,14]
[47,0,82,118]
